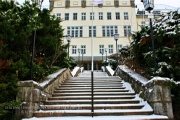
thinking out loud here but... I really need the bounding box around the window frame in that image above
[99,45,104,54]
[72,45,77,54]
[102,26,118,37]
[73,13,78,20]
[81,45,86,54]
[116,12,120,20]
[108,45,113,54]
[107,12,112,20]
[90,12,94,20]
[56,13,61,19]
[99,12,103,20]
[124,12,129,20]
[81,13,86,20]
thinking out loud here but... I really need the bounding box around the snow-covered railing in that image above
[16,68,72,119]
[71,66,81,77]
[105,66,114,76]
[114,65,174,120]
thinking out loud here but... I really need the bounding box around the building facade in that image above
[136,4,177,31]
[50,0,137,70]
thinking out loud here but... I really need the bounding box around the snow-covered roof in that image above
[136,4,178,11]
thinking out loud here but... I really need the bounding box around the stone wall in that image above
[114,65,174,120]
[16,68,72,119]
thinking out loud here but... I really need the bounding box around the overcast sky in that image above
[16,0,180,8]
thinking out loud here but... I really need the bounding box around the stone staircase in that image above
[34,71,168,119]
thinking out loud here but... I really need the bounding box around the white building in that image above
[136,4,177,30]
[50,0,137,70]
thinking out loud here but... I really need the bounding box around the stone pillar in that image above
[16,81,46,118]
[145,77,174,120]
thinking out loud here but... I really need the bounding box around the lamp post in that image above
[141,0,157,71]
[105,48,107,62]
[114,33,119,66]
[81,49,84,66]
[66,35,71,58]
[30,0,44,80]
[101,49,104,62]
[78,48,81,66]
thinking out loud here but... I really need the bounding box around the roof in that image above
[136,4,178,11]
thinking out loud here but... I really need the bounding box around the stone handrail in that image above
[105,66,114,76]
[16,68,72,118]
[71,66,82,77]
[114,65,174,120]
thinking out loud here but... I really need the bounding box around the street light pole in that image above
[78,48,81,66]
[66,35,71,58]
[141,0,157,71]
[101,49,104,62]
[30,0,43,80]
[114,33,119,66]
[149,17,157,70]
[81,49,84,66]
[105,48,107,61]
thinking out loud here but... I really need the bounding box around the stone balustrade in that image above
[16,68,72,119]
[114,65,174,120]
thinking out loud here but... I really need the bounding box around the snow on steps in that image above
[32,71,168,119]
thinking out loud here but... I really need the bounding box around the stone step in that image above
[69,76,120,79]
[62,82,123,85]
[45,99,140,105]
[54,89,129,93]
[48,95,135,100]
[34,109,153,117]
[52,92,135,96]
[60,85,123,87]
[40,104,144,110]
[57,87,126,90]
[66,79,121,82]
[66,79,122,81]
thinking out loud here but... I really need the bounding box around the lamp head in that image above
[114,33,119,41]
[66,35,71,42]
[141,0,154,11]
[78,48,81,53]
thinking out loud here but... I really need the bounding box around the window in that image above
[65,13,69,20]
[141,21,145,26]
[108,45,113,53]
[124,25,131,36]
[98,3,103,7]
[81,13,86,20]
[118,44,122,51]
[116,12,120,20]
[81,45,86,54]
[56,13,61,19]
[99,12,103,20]
[114,0,119,7]
[65,0,70,8]
[80,27,83,37]
[90,12,94,20]
[75,27,78,37]
[89,26,96,37]
[107,12,111,20]
[153,11,161,15]
[72,45,77,54]
[67,27,70,36]
[99,45,104,54]
[81,0,86,8]
[124,12,129,20]
[102,26,118,37]
[67,26,83,37]
[73,13,77,20]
